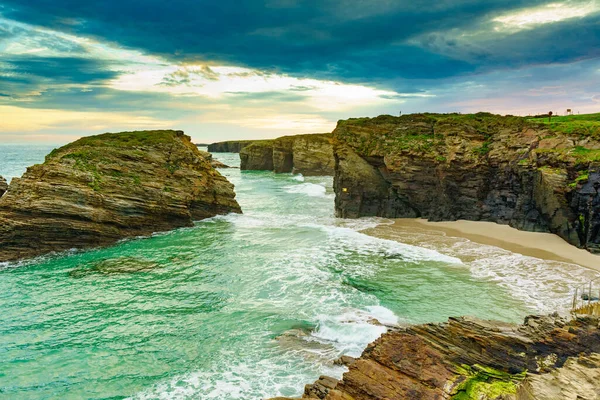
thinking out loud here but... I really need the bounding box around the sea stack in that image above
[239,133,335,176]
[0,130,241,262]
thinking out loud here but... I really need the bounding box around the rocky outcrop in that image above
[198,150,233,169]
[0,130,241,262]
[207,140,254,153]
[333,113,600,252]
[240,134,335,176]
[0,176,7,197]
[271,314,600,400]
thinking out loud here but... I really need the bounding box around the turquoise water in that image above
[0,149,595,399]
[0,144,57,182]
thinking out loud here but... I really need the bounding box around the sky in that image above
[0,0,599,144]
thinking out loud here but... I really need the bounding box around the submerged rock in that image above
[239,133,334,176]
[333,113,600,252]
[69,257,159,278]
[0,176,7,197]
[271,314,600,400]
[0,130,241,262]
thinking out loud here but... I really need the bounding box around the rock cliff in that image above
[271,314,600,400]
[239,133,335,176]
[333,113,600,252]
[0,130,241,262]
[207,140,254,153]
[0,176,7,197]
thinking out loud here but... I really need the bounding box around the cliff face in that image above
[239,134,335,176]
[0,176,7,197]
[272,315,600,400]
[207,140,254,153]
[333,113,600,252]
[0,130,241,262]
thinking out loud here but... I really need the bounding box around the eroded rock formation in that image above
[0,130,241,262]
[333,113,600,252]
[239,133,335,176]
[271,314,600,400]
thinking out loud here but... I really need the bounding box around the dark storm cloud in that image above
[4,0,591,85]
[2,56,120,86]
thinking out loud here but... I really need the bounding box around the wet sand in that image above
[365,219,600,273]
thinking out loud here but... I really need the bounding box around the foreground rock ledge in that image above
[0,130,241,262]
[270,314,600,400]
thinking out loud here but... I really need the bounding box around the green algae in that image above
[452,365,525,400]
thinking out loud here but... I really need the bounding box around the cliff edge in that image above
[0,130,241,262]
[333,113,600,252]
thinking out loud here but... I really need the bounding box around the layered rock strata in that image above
[333,113,600,252]
[271,314,600,400]
[239,133,335,176]
[0,130,241,262]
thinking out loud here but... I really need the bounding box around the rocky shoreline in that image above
[0,130,241,262]
[270,314,600,400]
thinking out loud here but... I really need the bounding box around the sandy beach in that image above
[365,219,600,273]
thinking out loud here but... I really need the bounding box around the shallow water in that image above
[0,148,592,399]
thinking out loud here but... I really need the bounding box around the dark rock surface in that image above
[269,314,600,400]
[0,130,241,262]
[333,113,600,252]
[0,176,7,197]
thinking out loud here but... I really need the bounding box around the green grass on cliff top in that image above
[68,130,186,148]
[341,112,600,137]
[527,113,600,138]
[47,130,188,160]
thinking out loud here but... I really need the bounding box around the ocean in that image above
[0,147,594,399]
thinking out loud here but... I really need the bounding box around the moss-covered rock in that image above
[0,130,241,262]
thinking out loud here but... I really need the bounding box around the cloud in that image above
[2,0,578,83]
[0,0,599,143]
